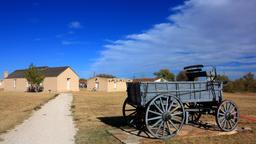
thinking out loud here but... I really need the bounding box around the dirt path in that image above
[0,93,76,144]
[240,114,256,122]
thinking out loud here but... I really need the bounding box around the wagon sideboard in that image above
[127,81,223,106]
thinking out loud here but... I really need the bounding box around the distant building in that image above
[3,66,79,92]
[87,77,132,92]
[0,71,8,89]
[79,79,87,88]
[132,78,168,82]
[0,80,3,89]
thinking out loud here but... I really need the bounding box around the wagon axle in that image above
[162,112,172,121]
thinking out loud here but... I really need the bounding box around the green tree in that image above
[25,64,45,92]
[96,73,116,78]
[153,69,175,81]
[216,75,234,92]
[176,70,188,81]
[232,78,245,92]
[242,72,255,92]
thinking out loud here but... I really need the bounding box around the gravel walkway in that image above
[0,93,76,144]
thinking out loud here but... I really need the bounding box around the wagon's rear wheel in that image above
[122,98,144,129]
[189,112,201,123]
[216,100,239,131]
[185,103,201,123]
[145,94,185,139]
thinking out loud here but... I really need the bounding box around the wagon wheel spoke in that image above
[148,116,162,121]
[170,105,180,114]
[156,121,164,135]
[222,120,227,129]
[125,109,136,111]
[218,112,225,116]
[171,117,182,123]
[160,97,165,113]
[127,111,137,117]
[167,101,174,112]
[171,112,183,117]
[220,107,225,114]
[154,102,164,113]
[229,105,235,113]
[163,122,166,136]
[168,120,178,130]
[225,103,229,112]
[149,110,162,116]
[226,120,230,129]
[165,96,169,112]
[150,119,162,128]
[166,121,172,134]
[219,116,225,125]
[227,103,231,112]
[230,119,236,125]
[129,104,137,108]
[228,120,232,129]
[222,104,226,112]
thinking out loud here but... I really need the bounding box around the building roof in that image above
[79,79,87,84]
[6,66,69,79]
[132,78,159,82]
[132,78,168,82]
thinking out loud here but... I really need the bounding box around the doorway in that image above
[67,78,71,90]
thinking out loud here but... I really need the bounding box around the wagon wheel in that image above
[189,112,201,123]
[185,103,201,123]
[122,98,144,129]
[145,94,185,139]
[216,100,239,131]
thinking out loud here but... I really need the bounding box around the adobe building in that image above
[3,66,79,92]
[87,76,132,92]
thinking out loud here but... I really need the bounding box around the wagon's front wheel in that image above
[145,94,185,139]
[216,100,239,131]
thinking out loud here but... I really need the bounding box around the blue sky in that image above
[0,0,255,79]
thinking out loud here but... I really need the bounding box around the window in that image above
[95,82,99,89]
[114,82,117,89]
[13,79,16,88]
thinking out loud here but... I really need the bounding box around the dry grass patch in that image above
[225,93,256,116]
[72,90,126,144]
[73,91,256,144]
[0,91,57,133]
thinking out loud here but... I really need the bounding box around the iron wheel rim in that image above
[216,100,239,131]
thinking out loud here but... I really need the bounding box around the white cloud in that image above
[91,0,256,78]
[69,21,82,29]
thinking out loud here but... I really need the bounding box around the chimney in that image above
[3,71,8,79]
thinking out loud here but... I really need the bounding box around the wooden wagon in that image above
[123,65,239,139]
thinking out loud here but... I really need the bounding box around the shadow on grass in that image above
[97,116,154,139]
[97,116,126,128]
[97,116,223,140]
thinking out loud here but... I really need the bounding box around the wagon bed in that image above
[127,81,223,106]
